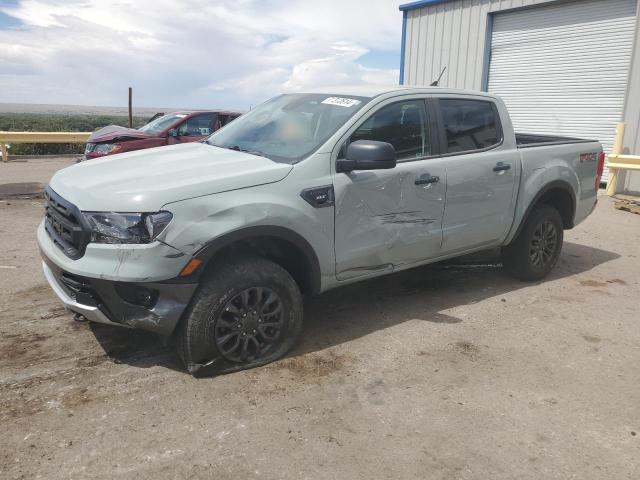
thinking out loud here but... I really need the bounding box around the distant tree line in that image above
[0,113,150,156]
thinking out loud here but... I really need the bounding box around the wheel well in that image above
[536,187,575,229]
[200,235,319,295]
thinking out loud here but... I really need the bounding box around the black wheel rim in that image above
[529,220,558,268]
[214,287,285,363]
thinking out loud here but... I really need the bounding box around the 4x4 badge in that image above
[300,186,335,208]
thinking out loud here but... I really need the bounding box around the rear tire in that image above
[502,205,564,281]
[176,255,303,377]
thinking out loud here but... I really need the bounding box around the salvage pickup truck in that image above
[39,86,603,377]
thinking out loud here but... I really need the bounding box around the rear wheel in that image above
[502,205,564,281]
[176,255,303,377]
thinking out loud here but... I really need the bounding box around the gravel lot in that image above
[1,158,639,479]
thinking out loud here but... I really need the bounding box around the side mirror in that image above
[336,140,396,173]
[167,128,179,137]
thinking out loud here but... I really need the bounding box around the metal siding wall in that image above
[488,0,637,181]
[402,0,556,89]
[402,0,639,188]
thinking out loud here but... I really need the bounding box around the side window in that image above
[177,114,216,136]
[219,115,237,127]
[439,99,501,153]
[349,100,431,161]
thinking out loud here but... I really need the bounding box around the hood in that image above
[88,125,153,142]
[49,142,293,211]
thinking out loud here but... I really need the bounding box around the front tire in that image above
[502,205,564,281]
[176,255,303,377]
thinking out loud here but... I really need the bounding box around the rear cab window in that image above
[438,99,502,154]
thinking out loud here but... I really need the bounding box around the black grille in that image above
[44,187,90,259]
[59,272,99,307]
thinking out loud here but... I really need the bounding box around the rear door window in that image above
[439,99,501,153]
[349,100,431,161]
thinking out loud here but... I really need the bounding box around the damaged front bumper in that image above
[41,255,198,336]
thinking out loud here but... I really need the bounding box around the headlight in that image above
[92,143,122,155]
[82,211,173,244]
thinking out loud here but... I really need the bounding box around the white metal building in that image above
[399,0,640,190]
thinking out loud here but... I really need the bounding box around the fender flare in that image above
[190,225,322,294]
[511,180,577,241]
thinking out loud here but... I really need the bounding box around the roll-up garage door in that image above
[488,0,637,181]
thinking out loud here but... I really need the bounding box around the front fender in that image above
[158,184,335,289]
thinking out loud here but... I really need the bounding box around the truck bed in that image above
[516,133,596,149]
[516,135,601,229]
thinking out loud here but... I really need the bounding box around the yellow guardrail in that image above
[606,123,640,196]
[0,131,92,162]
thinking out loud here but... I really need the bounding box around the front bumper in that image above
[38,188,200,335]
[43,260,120,327]
[41,255,198,336]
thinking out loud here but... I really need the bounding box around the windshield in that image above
[206,93,370,164]
[139,113,187,135]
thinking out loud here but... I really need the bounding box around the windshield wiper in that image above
[229,145,262,156]
[204,140,269,158]
[209,143,267,158]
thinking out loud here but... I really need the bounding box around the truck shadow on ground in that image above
[89,241,619,372]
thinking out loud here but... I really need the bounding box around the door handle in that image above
[415,174,440,185]
[493,162,511,172]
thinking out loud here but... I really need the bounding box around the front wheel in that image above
[502,205,564,281]
[176,255,303,377]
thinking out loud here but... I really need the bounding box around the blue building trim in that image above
[399,10,407,84]
[481,12,494,91]
[399,0,452,11]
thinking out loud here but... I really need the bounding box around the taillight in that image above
[596,152,605,190]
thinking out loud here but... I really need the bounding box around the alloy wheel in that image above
[529,220,558,268]
[214,287,285,363]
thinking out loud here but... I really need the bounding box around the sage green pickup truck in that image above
[38,86,603,376]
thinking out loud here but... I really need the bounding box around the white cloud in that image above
[0,0,402,110]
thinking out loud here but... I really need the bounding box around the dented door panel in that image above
[333,160,446,280]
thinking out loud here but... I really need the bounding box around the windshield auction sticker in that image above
[321,97,361,108]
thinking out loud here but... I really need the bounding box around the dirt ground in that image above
[0,158,639,479]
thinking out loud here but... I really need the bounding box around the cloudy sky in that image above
[0,0,403,110]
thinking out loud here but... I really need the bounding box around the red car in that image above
[83,110,242,160]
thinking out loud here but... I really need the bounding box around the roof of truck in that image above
[304,85,498,99]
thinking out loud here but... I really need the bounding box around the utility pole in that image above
[128,87,133,128]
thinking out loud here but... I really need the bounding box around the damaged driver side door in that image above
[333,97,447,281]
